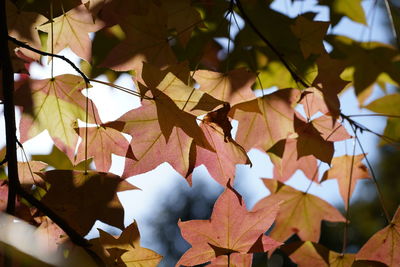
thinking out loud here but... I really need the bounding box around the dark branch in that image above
[235,0,309,88]
[1,0,21,215]
[0,155,7,166]
[7,35,90,84]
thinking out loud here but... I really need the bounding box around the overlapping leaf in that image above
[177,185,281,266]
[6,0,46,61]
[319,0,366,26]
[162,0,203,46]
[253,179,345,242]
[190,121,250,186]
[294,113,334,164]
[193,68,256,106]
[322,154,370,208]
[19,74,99,161]
[37,170,138,235]
[90,221,162,266]
[230,88,300,152]
[283,241,355,267]
[38,4,105,61]
[105,101,193,179]
[268,138,319,182]
[154,72,224,116]
[356,206,400,266]
[291,16,329,58]
[76,124,130,172]
[101,4,176,73]
[327,35,400,98]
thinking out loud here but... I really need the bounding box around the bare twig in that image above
[7,35,90,84]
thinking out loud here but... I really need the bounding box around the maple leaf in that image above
[17,161,47,189]
[90,221,162,266]
[37,170,139,236]
[100,4,176,73]
[138,61,191,91]
[38,4,104,61]
[365,94,400,116]
[19,74,99,161]
[6,0,46,61]
[299,87,330,117]
[327,35,400,97]
[230,88,300,152]
[253,179,345,242]
[104,101,193,179]
[149,89,213,150]
[193,68,256,106]
[311,53,349,118]
[153,72,224,116]
[356,206,400,266]
[190,121,250,186]
[291,16,329,58]
[268,138,319,182]
[75,124,130,172]
[32,145,92,171]
[177,185,281,266]
[162,0,203,46]
[319,0,366,26]
[321,154,370,208]
[294,113,334,164]
[283,241,355,267]
[311,114,352,142]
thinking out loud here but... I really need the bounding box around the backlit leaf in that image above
[283,241,355,267]
[356,206,400,266]
[76,124,130,172]
[38,4,105,61]
[177,185,281,266]
[193,68,256,105]
[90,221,162,267]
[321,154,370,208]
[230,88,300,152]
[254,179,345,242]
[19,74,99,161]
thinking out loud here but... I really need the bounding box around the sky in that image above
[0,0,394,254]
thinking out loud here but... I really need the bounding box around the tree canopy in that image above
[1,0,400,266]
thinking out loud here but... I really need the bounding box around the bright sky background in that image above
[0,0,393,253]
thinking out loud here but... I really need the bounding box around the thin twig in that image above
[89,78,152,100]
[351,124,391,223]
[7,35,90,84]
[348,113,400,119]
[235,0,309,88]
[342,136,357,253]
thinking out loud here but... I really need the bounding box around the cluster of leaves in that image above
[1,0,400,266]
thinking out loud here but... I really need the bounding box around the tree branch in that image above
[235,0,309,88]
[1,0,21,215]
[7,35,90,84]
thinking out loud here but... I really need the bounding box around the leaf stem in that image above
[89,78,152,100]
[50,0,54,78]
[347,113,400,118]
[341,135,357,253]
[350,124,391,223]
[84,84,89,175]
